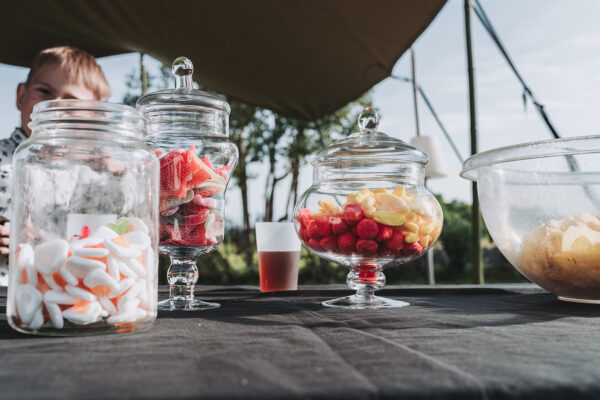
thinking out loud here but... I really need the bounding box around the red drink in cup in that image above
[255,222,301,292]
[258,251,300,292]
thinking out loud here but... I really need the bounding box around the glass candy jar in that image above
[293,108,443,309]
[137,57,238,311]
[7,100,159,335]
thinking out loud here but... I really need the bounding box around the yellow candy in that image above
[420,223,434,235]
[405,233,420,243]
[346,193,358,205]
[374,193,409,213]
[392,187,406,197]
[373,211,405,226]
[311,210,324,218]
[318,199,341,215]
[372,188,389,194]
[420,235,430,247]
[365,206,377,218]
[403,222,419,233]
[405,212,418,223]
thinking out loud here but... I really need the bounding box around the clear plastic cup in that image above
[255,222,301,292]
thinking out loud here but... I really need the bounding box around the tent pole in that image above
[140,53,148,96]
[464,0,483,284]
[411,48,435,285]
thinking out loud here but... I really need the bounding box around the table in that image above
[2,284,600,400]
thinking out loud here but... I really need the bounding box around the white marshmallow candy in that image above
[104,238,142,258]
[44,290,78,305]
[73,247,109,258]
[106,308,146,325]
[136,279,148,304]
[69,236,103,252]
[65,285,97,302]
[66,256,106,279]
[59,267,78,286]
[16,284,42,325]
[99,297,117,316]
[43,274,62,291]
[106,255,120,282]
[44,300,64,329]
[121,298,140,313]
[117,283,141,309]
[109,278,135,298]
[34,239,69,276]
[116,259,137,279]
[123,257,146,278]
[91,225,118,240]
[25,260,38,286]
[84,269,118,292]
[128,217,149,235]
[62,301,103,325]
[17,243,34,271]
[124,231,150,250]
[29,307,44,330]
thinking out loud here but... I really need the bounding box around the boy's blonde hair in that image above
[26,46,110,101]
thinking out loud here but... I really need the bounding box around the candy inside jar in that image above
[157,144,233,248]
[293,107,443,309]
[12,217,156,334]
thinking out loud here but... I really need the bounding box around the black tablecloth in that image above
[2,284,600,400]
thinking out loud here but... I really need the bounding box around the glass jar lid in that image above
[311,108,428,166]
[136,57,230,136]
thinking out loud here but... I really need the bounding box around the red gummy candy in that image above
[80,226,91,239]
[356,239,378,255]
[356,218,379,240]
[337,232,357,253]
[343,204,363,226]
[320,236,337,251]
[330,216,349,235]
[315,215,332,237]
[375,224,393,242]
[358,265,377,282]
[183,208,210,225]
[299,227,310,242]
[307,220,321,239]
[196,187,219,197]
[308,238,322,250]
[351,226,359,236]
[403,242,424,256]
[386,231,406,251]
[296,208,312,228]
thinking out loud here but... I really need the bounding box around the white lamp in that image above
[410,135,447,179]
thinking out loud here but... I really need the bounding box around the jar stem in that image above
[167,257,198,302]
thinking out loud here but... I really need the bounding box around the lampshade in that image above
[410,135,447,179]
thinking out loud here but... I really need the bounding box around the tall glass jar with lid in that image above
[137,57,238,311]
[7,100,159,336]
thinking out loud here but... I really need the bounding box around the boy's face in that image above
[16,63,97,137]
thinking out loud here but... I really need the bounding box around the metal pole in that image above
[464,0,483,284]
[411,48,435,285]
[411,48,421,137]
[140,53,148,96]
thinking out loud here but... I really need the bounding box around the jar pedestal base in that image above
[557,296,600,304]
[322,294,409,310]
[157,298,221,311]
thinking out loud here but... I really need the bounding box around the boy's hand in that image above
[0,221,9,255]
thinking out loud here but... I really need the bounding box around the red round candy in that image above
[356,238,378,255]
[299,227,310,242]
[403,242,424,256]
[375,224,393,242]
[307,220,321,239]
[315,215,332,237]
[308,238,322,250]
[343,204,364,226]
[337,232,357,253]
[320,236,337,251]
[356,218,379,240]
[386,231,405,251]
[330,216,349,235]
[296,208,312,228]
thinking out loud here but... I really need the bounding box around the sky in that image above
[0,0,599,226]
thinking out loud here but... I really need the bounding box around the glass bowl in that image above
[293,108,443,309]
[461,136,600,303]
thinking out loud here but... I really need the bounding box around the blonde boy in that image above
[0,46,110,284]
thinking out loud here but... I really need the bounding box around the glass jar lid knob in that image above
[172,56,194,89]
[358,107,380,133]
